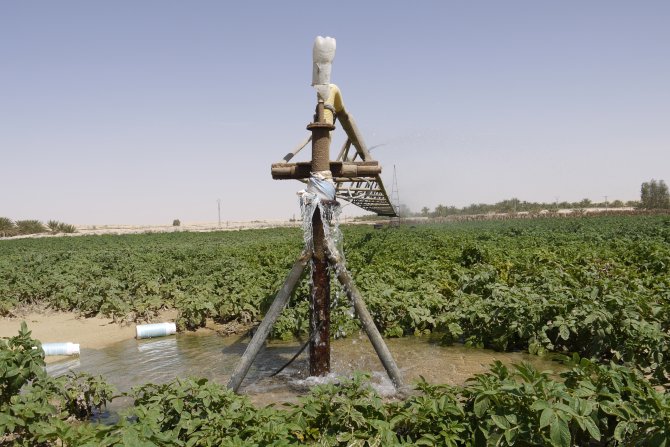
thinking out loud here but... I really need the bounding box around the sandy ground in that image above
[0,309,251,363]
[2,217,375,240]
[2,220,303,239]
[0,310,179,363]
[73,220,303,236]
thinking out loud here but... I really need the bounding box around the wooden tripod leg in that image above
[328,256,406,390]
[227,251,311,393]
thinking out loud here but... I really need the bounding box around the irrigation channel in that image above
[46,331,562,420]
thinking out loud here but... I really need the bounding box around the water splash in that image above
[297,173,366,346]
[288,371,396,397]
[299,189,343,260]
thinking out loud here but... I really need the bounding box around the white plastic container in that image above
[312,35,336,86]
[42,342,80,356]
[312,35,336,100]
[136,322,177,339]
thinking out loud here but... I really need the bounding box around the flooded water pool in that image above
[47,331,562,408]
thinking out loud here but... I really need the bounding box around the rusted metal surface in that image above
[272,93,397,217]
[307,100,332,376]
[271,161,381,179]
[309,207,330,376]
[331,129,398,216]
[307,102,334,173]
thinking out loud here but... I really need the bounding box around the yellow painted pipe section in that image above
[321,84,373,161]
[323,84,345,125]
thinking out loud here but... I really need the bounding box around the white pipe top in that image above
[312,36,336,100]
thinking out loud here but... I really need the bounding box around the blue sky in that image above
[2,1,668,224]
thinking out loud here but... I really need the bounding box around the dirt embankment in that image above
[0,310,177,362]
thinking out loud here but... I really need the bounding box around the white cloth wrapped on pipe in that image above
[297,171,336,203]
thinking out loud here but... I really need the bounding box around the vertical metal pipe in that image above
[309,102,332,172]
[306,100,335,376]
[309,209,330,376]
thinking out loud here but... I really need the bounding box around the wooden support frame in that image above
[227,251,311,393]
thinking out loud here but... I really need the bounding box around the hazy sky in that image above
[2,1,669,224]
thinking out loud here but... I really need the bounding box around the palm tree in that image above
[0,217,16,237]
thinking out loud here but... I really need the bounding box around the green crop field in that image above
[2,215,669,445]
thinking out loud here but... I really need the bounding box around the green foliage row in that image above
[0,228,301,324]
[1,216,669,383]
[112,359,668,446]
[2,324,669,446]
[418,177,668,217]
[344,216,669,384]
[424,198,639,217]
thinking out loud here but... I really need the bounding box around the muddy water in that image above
[47,332,562,409]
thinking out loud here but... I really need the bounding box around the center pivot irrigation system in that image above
[227,37,403,393]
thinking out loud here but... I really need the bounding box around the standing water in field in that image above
[46,332,561,408]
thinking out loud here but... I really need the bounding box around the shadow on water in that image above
[47,331,563,413]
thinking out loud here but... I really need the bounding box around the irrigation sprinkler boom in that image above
[227,37,403,393]
[271,37,397,217]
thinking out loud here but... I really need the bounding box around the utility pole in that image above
[217,199,221,228]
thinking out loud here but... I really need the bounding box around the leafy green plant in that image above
[287,373,396,444]
[54,372,117,419]
[561,354,670,445]
[0,324,117,445]
[0,322,45,405]
[126,377,289,445]
[459,244,489,267]
[176,291,215,330]
[389,379,469,446]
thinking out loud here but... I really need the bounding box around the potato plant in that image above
[1,217,669,382]
[2,325,668,446]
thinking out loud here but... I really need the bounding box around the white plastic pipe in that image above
[42,342,80,356]
[136,322,177,339]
